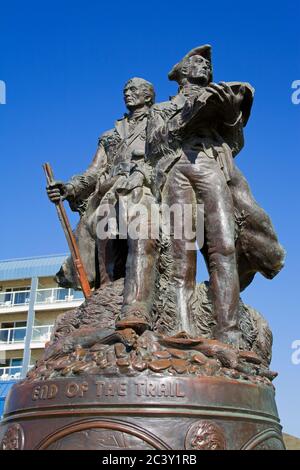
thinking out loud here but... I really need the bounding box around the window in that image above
[0,321,27,343]
[4,287,30,306]
[9,358,23,377]
[12,322,27,342]
[0,359,10,369]
[0,358,23,377]
[56,288,69,301]
[10,358,23,367]
[0,323,12,343]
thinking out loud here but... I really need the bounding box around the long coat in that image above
[145,84,285,291]
[56,114,150,289]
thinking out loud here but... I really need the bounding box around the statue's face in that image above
[123,81,147,110]
[183,55,211,83]
[190,427,224,451]
[191,430,208,449]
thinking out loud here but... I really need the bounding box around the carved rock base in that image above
[0,375,285,450]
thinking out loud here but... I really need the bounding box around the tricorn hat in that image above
[168,44,213,83]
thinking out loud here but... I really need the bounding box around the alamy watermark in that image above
[95,201,205,250]
[291,340,300,365]
[0,80,6,104]
[291,80,300,105]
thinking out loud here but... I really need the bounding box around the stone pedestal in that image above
[0,375,285,450]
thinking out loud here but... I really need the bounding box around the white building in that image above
[0,254,84,415]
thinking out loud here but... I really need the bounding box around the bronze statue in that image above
[42,43,286,356]
[0,45,287,451]
[47,77,158,331]
[144,45,285,345]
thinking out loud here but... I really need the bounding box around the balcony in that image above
[0,287,84,313]
[0,325,53,351]
[0,365,34,381]
[36,287,84,305]
[0,290,30,308]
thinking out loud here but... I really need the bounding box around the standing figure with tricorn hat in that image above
[143,45,284,346]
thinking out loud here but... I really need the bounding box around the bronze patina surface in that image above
[0,45,285,450]
[1,375,284,450]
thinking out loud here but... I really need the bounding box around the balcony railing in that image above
[0,325,53,345]
[0,365,34,381]
[35,287,84,305]
[31,325,53,342]
[0,290,30,307]
[0,287,84,308]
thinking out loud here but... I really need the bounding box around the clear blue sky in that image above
[0,0,299,437]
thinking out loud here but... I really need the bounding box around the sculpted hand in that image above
[46,181,73,204]
[206,82,245,124]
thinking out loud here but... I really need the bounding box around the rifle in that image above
[43,162,92,299]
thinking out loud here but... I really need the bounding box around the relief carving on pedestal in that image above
[1,424,25,450]
[185,420,226,450]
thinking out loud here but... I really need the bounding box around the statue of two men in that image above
[47,45,285,346]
